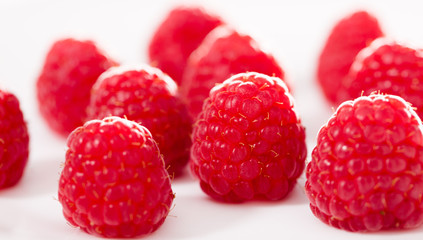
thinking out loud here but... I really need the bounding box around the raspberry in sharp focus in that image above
[58,116,174,238]
[0,89,29,189]
[86,65,192,177]
[305,94,423,232]
[148,5,223,85]
[190,72,306,202]
[338,38,423,120]
[180,25,286,119]
[36,38,116,137]
[317,10,383,105]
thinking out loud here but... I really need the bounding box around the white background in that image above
[1,0,423,239]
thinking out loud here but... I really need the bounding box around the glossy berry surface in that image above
[87,66,192,177]
[317,11,383,104]
[148,6,223,85]
[305,94,423,232]
[339,39,423,120]
[180,26,286,119]
[58,116,174,238]
[36,38,116,136]
[0,89,29,189]
[190,72,306,202]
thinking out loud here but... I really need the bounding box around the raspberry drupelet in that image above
[0,89,29,189]
[36,38,116,136]
[190,72,306,202]
[306,94,423,232]
[87,65,192,177]
[58,116,174,238]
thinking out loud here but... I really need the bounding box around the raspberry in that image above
[148,6,223,85]
[190,72,306,202]
[180,26,286,119]
[338,39,423,120]
[0,89,29,189]
[87,65,192,177]
[317,11,383,104]
[36,38,116,136]
[58,116,174,238]
[305,94,423,232]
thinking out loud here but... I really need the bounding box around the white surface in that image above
[0,0,423,239]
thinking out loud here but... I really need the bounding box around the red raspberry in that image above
[148,6,223,85]
[58,116,174,238]
[36,38,116,137]
[305,94,423,232]
[180,26,286,119]
[190,72,306,202]
[0,89,29,189]
[87,65,192,177]
[338,39,423,120]
[317,11,383,104]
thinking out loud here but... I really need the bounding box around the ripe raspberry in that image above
[36,38,116,136]
[180,26,286,119]
[317,11,383,104]
[58,116,174,238]
[305,94,423,232]
[190,72,306,202]
[0,89,29,189]
[338,39,423,120]
[148,6,223,85]
[87,65,192,177]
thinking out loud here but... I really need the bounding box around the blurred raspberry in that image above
[338,39,423,120]
[36,38,116,136]
[148,6,223,85]
[58,116,174,238]
[190,72,306,202]
[317,11,383,104]
[180,26,286,119]
[0,89,29,189]
[87,65,192,176]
